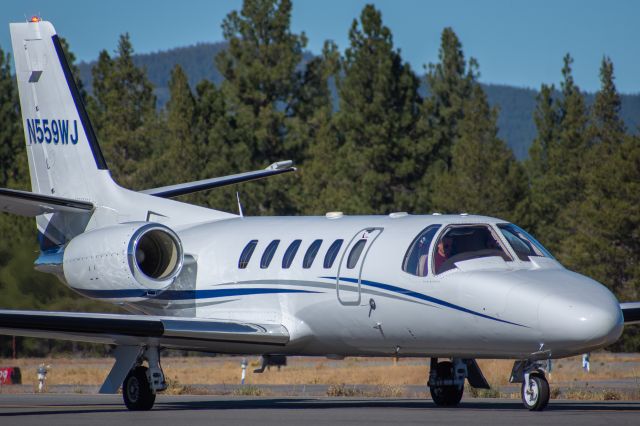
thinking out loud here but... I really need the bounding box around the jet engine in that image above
[63,222,184,299]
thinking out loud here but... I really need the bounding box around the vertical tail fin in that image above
[10,20,110,201]
[10,20,114,249]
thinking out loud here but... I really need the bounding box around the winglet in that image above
[266,160,294,170]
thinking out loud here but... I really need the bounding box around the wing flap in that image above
[0,188,94,216]
[0,309,289,347]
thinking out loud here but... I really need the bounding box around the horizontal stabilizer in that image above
[141,161,296,198]
[0,188,94,216]
[0,309,289,347]
[621,302,640,325]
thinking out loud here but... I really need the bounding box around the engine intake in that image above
[129,224,183,287]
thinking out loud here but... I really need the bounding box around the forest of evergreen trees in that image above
[0,0,638,356]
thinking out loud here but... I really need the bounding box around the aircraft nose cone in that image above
[538,277,623,353]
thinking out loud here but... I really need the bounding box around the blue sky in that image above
[1,0,638,93]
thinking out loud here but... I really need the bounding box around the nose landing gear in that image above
[510,360,551,411]
[521,373,549,411]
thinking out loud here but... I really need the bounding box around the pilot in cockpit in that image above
[434,236,453,273]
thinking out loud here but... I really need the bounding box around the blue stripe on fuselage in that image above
[75,287,318,300]
[324,276,526,328]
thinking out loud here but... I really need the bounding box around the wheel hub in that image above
[127,377,140,402]
[525,380,539,404]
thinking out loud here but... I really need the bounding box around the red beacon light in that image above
[30,16,41,23]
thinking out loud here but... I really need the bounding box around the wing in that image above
[0,188,94,216]
[141,161,295,198]
[0,309,289,350]
[621,302,640,325]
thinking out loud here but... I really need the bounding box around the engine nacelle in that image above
[63,222,184,300]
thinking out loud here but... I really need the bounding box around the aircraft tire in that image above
[521,374,549,411]
[123,366,156,410]
[429,361,464,407]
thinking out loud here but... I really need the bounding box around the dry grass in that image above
[552,385,640,401]
[326,383,406,397]
[2,352,640,400]
[232,385,268,396]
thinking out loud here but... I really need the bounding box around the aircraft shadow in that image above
[2,398,640,416]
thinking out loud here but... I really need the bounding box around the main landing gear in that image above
[122,346,166,410]
[511,360,550,411]
[102,346,166,411]
[428,358,465,407]
[123,365,156,410]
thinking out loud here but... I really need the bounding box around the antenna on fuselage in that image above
[236,191,244,217]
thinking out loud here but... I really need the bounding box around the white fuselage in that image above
[69,213,623,360]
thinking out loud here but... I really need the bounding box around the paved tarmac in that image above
[0,394,639,426]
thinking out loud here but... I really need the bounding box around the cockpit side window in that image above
[497,223,554,261]
[433,225,512,275]
[402,225,441,277]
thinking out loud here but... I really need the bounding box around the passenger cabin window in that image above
[282,240,302,269]
[347,239,367,269]
[498,224,554,261]
[260,240,280,269]
[402,225,441,277]
[324,239,344,269]
[303,239,322,269]
[238,240,258,269]
[433,225,511,275]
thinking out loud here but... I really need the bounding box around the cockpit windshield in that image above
[433,225,512,275]
[497,223,554,261]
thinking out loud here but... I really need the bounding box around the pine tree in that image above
[0,46,31,244]
[588,56,626,155]
[523,84,560,234]
[136,64,203,204]
[561,134,640,302]
[195,78,250,212]
[554,54,589,180]
[162,65,198,184]
[291,41,341,214]
[0,46,25,189]
[211,0,307,215]
[429,84,526,220]
[90,34,159,189]
[560,58,637,300]
[415,27,477,212]
[528,85,558,182]
[526,54,588,251]
[324,4,420,214]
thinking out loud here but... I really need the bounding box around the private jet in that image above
[1,19,638,411]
